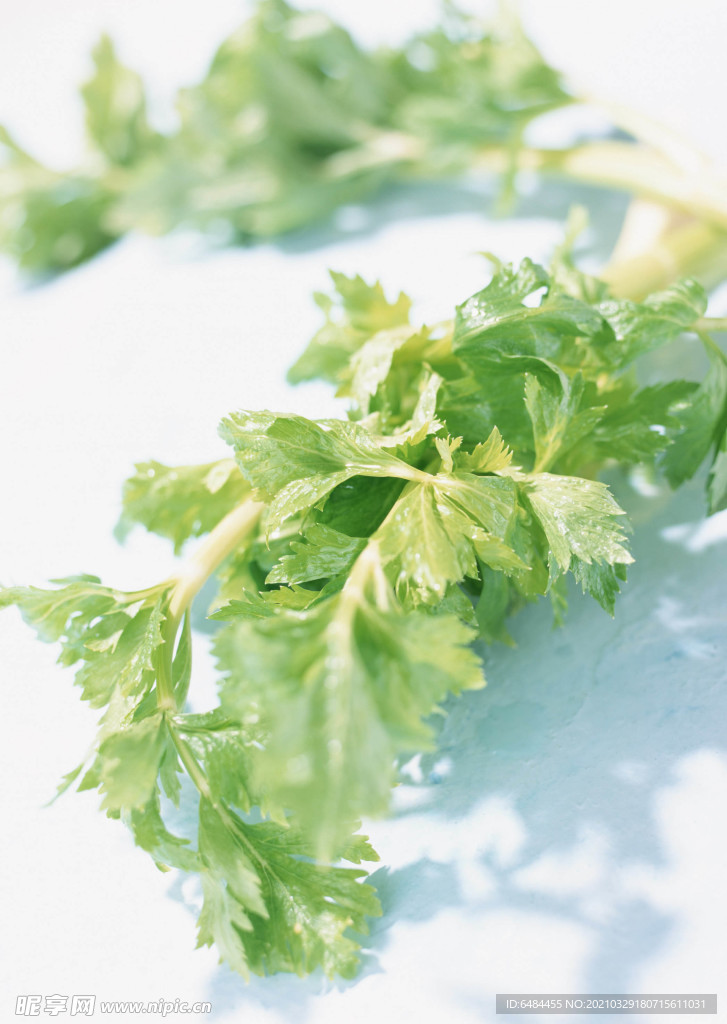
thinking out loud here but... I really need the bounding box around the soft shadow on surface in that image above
[274,175,629,266]
[190,474,727,1017]
[363,472,727,1007]
[7,175,628,301]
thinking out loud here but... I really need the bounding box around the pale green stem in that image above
[167,498,264,627]
[326,131,727,233]
[580,95,713,176]
[696,317,727,333]
[470,141,727,232]
[339,539,390,619]
[156,496,263,711]
[601,220,727,300]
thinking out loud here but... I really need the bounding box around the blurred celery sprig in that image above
[0,0,570,274]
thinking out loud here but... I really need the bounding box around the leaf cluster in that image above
[0,0,569,273]
[0,575,380,979]
[4,245,724,979]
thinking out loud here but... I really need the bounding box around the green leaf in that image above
[196,803,381,980]
[454,427,513,473]
[77,599,166,707]
[518,471,632,575]
[47,762,87,805]
[288,273,413,385]
[1,0,571,275]
[448,264,707,478]
[376,483,478,602]
[571,557,628,615]
[219,410,418,530]
[10,211,726,983]
[338,830,380,866]
[475,565,515,646]
[81,35,158,166]
[437,471,519,538]
[524,371,603,472]
[197,869,257,980]
[0,128,117,272]
[334,271,412,329]
[437,369,531,451]
[198,799,267,918]
[174,709,275,819]
[0,579,169,706]
[340,325,428,415]
[266,523,366,586]
[171,611,193,706]
[584,380,695,467]
[116,458,249,553]
[707,432,727,513]
[374,473,522,604]
[596,279,707,367]
[236,818,381,979]
[663,344,727,488]
[316,475,405,536]
[453,258,604,362]
[388,7,568,155]
[129,795,199,872]
[0,576,116,643]
[98,714,168,811]
[158,744,184,806]
[215,554,484,857]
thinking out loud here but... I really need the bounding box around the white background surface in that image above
[1,3,727,1023]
